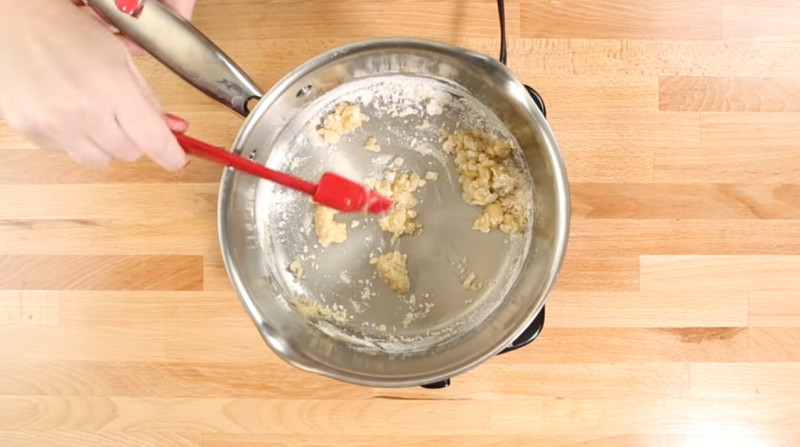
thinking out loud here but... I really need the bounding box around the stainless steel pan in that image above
[87,0,570,387]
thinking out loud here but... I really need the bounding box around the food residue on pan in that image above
[274,89,532,337]
[372,251,411,293]
[291,296,348,323]
[441,129,530,234]
[364,136,381,152]
[402,299,435,329]
[317,103,369,144]
[289,260,303,281]
[371,170,423,244]
[313,206,347,247]
[461,271,483,291]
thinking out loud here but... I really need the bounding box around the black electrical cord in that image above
[497,0,507,65]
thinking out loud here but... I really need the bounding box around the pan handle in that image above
[84,0,263,117]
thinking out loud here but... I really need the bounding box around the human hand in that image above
[0,0,188,169]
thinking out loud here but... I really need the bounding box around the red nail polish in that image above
[116,0,144,17]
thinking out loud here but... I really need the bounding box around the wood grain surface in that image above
[2,0,800,445]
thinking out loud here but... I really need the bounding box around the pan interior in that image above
[253,74,534,355]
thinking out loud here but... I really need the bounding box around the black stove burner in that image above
[420,84,547,389]
[525,85,547,119]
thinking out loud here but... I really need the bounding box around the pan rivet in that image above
[296,85,313,99]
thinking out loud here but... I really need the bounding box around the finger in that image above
[9,118,114,169]
[2,108,106,166]
[165,114,189,133]
[76,4,120,33]
[118,35,146,56]
[117,105,186,170]
[126,56,162,110]
[127,59,189,134]
[115,84,186,170]
[64,137,114,169]
[89,115,143,163]
[117,56,186,169]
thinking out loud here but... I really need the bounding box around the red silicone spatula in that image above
[172,132,393,214]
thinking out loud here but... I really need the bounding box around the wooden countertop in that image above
[2,1,800,445]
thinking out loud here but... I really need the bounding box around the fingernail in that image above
[165,113,188,127]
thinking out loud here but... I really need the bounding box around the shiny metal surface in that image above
[248,74,534,355]
[98,2,570,386]
[220,39,570,387]
[84,0,262,116]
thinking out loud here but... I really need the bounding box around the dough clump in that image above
[314,206,347,247]
[441,129,530,234]
[317,103,368,144]
[289,260,303,280]
[372,171,422,244]
[364,137,381,152]
[373,251,411,293]
[291,296,348,323]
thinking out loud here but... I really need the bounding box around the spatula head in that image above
[364,190,394,214]
[313,172,392,214]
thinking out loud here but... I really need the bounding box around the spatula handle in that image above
[173,132,318,196]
